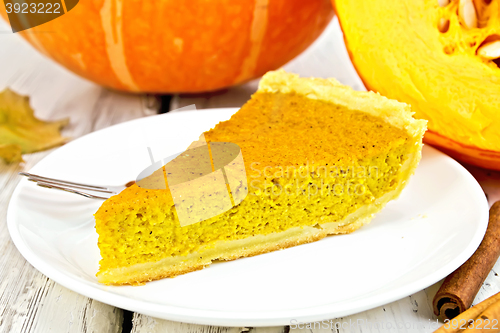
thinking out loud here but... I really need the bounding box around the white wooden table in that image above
[1,18,500,333]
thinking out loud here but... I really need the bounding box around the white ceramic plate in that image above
[7,108,489,327]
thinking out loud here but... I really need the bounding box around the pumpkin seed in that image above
[477,40,500,60]
[459,0,478,29]
[438,18,450,32]
[438,0,450,7]
[473,0,491,27]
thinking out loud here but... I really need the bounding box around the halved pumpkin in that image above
[334,0,500,170]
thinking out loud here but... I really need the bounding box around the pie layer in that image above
[95,70,427,285]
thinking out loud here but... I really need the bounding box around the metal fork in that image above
[19,172,135,199]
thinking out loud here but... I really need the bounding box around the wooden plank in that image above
[130,316,286,333]
[130,314,245,333]
[0,24,155,332]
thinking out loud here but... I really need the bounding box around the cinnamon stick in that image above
[433,201,500,321]
[433,291,500,333]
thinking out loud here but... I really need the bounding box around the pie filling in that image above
[95,91,416,282]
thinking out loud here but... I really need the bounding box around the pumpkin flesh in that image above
[334,0,500,170]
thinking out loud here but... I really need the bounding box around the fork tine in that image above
[36,182,110,200]
[19,172,108,190]
[26,178,114,194]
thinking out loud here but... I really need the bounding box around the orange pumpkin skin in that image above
[424,131,500,171]
[0,1,333,93]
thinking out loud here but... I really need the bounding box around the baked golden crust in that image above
[98,225,327,285]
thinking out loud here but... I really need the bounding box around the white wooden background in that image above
[1,17,500,333]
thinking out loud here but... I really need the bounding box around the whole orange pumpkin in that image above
[0,1,333,93]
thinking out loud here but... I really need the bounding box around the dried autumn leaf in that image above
[0,88,69,154]
[0,144,23,163]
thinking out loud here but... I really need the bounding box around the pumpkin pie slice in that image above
[95,70,427,285]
